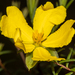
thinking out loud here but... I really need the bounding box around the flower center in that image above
[32,30,44,46]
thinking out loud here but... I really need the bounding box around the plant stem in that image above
[55,67,63,75]
[51,62,56,75]
[59,0,68,7]
[66,0,74,9]
[66,48,73,68]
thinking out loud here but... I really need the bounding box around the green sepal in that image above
[25,52,37,70]
[46,48,59,58]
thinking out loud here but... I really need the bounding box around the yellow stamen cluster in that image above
[32,30,44,45]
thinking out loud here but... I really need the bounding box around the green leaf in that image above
[26,52,37,70]
[66,0,74,9]
[66,48,73,68]
[71,68,75,72]
[0,50,12,55]
[57,48,65,53]
[27,0,39,22]
[65,72,73,75]
[47,48,59,58]
[59,59,75,64]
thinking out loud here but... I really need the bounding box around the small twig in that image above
[55,62,75,74]
[55,62,71,71]
[0,59,11,75]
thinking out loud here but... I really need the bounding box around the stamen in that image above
[32,30,44,45]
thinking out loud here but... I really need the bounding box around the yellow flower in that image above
[0,2,75,61]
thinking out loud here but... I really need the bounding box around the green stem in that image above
[52,67,55,75]
[51,62,56,75]
[27,0,39,23]
[59,59,75,64]
[59,0,67,7]
[55,67,63,75]
[57,48,65,53]
[66,48,73,68]
[66,0,74,9]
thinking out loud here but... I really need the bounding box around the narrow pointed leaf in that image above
[65,72,73,75]
[59,59,75,64]
[0,50,12,55]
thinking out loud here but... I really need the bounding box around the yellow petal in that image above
[14,28,35,53]
[33,2,66,37]
[15,40,25,52]
[43,1,54,10]
[15,43,35,53]
[42,19,75,47]
[49,6,66,25]
[32,47,65,61]
[23,44,35,53]
[14,28,26,52]
[0,21,1,30]
[1,6,33,43]
[14,28,21,42]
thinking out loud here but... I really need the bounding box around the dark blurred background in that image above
[0,0,75,75]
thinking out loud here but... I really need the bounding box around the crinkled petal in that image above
[14,28,35,53]
[14,28,26,51]
[14,28,21,42]
[32,47,65,61]
[1,6,33,43]
[15,43,35,53]
[15,40,26,52]
[42,19,75,47]
[33,2,66,37]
